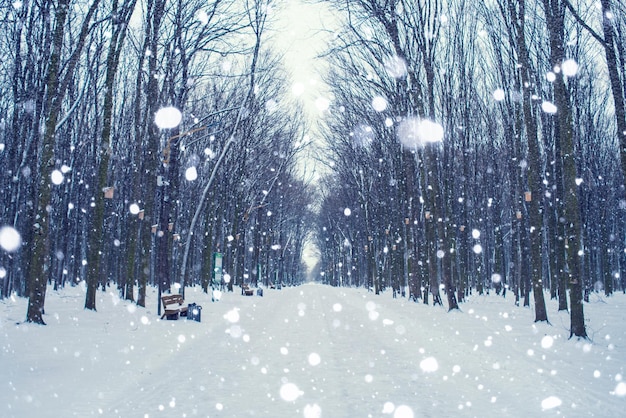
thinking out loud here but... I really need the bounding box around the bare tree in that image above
[27,0,102,324]
[502,0,549,322]
[542,0,587,338]
[85,0,137,310]
[178,0,270,289]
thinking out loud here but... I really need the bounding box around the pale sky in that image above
[270,0,335,110]
[269,1,339,273]
[267,0,341,188]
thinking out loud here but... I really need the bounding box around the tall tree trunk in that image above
[86,0,137,310]
[509,0,548,322]
[26,0,71,325]
[125,0,164,308]
[543,0,587,338]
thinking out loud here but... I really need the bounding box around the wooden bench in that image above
[242,284,254,296]
[161,294,188,320]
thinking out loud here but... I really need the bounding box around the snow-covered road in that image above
[1,283,625,417]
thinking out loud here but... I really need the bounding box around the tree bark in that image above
[86,0,136,310]
[507,0,548,321]
[543,0,587,338]
[26,0,72,325]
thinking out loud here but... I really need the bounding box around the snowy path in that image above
[2,283,625,417]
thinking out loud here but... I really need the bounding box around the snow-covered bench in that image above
[160,294,188,320]
[242,284,254,296]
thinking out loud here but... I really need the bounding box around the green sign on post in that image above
[212,252,223,301]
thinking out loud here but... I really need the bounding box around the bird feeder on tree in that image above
[103,187,114,199]
[524,191,532,202]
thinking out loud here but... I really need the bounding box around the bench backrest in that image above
[162,294,184,308]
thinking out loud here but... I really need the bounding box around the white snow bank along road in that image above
[1,283,624,417]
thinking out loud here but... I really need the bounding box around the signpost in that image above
[212,252,223,301]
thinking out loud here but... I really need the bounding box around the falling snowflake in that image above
[397,118,443,148]
[196,10,209,25]
[541,396,562,410]
[155,106,182,129]
[394,405,414,418]
[0,226,22,252]
[129,203,140,215]
[420,357,439,373]
[493,88,505,101]
[185,166,198,181]
[279,382,302,402]
[372,96,388,112]
[303,403,322,418]
[561,59,579,77]
[224,308,240,323]
[384,55,408,78]
[308,353,321,366]
[541,101,558,114]
[417,120,444,143]
[383,402,395,414]
[51,169,64,185]
[541,336,554,349]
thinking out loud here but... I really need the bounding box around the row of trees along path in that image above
[314,0,626,340]
[2,1,626,340]
[0,0,314,322]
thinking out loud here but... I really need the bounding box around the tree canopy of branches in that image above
[315,0,626,338]
[0,0,313,322]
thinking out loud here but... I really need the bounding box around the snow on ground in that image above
[1,283,625,417]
